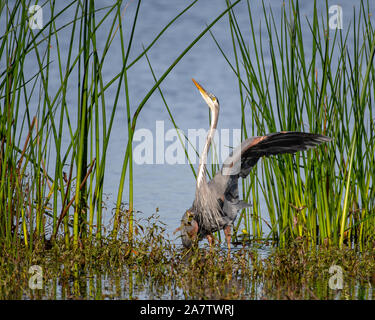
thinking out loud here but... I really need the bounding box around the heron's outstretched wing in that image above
[235,131,331,178]
[208,131,331,216]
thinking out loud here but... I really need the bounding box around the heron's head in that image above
[173,210,198,248]
[192,78,219,114]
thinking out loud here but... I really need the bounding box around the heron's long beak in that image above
[192,78,210,102]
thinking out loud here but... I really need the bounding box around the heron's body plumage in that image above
[177,79,332,250]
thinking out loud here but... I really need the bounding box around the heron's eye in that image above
[212,97,216,102]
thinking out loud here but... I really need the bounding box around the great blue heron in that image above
[175,79,331,250]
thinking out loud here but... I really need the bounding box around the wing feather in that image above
[208,131,331,220]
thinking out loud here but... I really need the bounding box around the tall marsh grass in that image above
[218,0,375,248]
[0,0,240,250]
[1,0,374,252]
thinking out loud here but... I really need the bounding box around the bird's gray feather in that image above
[197,131,332,236]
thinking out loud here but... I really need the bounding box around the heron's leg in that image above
[224,225,232,251]
[206,234,214,247]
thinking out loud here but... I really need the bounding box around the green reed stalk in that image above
[339,132,356,248]
[0,0,136,247]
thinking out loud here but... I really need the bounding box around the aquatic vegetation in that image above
[212,0,375,248]
[1,0,375,300]
[0,0,240,248]
[1,213,375,299]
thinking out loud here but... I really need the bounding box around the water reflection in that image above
[18,245,375,300]
[22,269,375,300]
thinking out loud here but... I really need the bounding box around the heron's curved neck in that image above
[196,108,218,189]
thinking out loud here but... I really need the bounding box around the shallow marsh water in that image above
[4,238,375,300]
[18,255,375,300]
